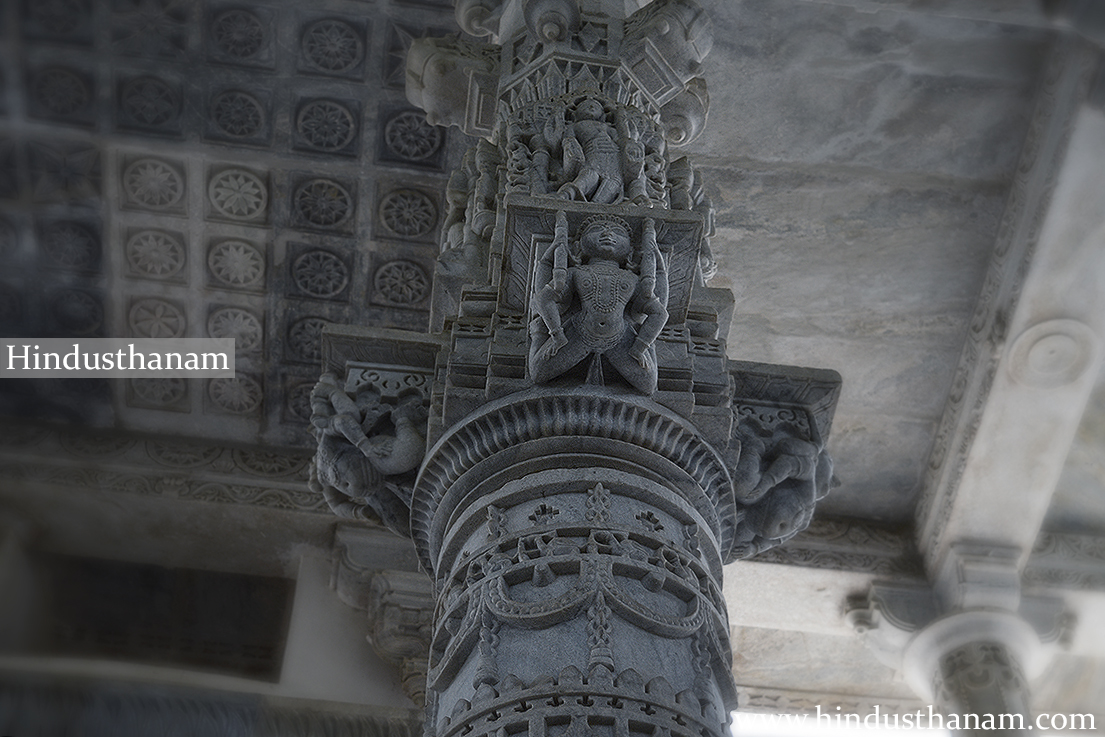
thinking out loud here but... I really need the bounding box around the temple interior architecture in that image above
[1,0,1105,735]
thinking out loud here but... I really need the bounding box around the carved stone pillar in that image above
[848,545,1070,736]
[311,1,842,736]
[934,641,1031,736]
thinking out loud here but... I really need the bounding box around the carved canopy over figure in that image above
[308,372,428,536]
[529,211,668,394]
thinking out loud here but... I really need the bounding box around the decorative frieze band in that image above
[0,423,324,515]
[0,678,422,737]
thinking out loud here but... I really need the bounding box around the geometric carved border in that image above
[0,421,327,515]
[1024,531,1105,591]
[0,677,422,737]
[748,517,923,577]
[736,685,923,716]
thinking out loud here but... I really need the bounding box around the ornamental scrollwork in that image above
[131,377,187,406]
[50,289,102,335]
[207,307,263,353]
[33,67,91,117]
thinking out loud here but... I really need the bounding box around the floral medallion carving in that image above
[378,188,436,238]
[209,373,262,414]
[288,317,330,361]
[207,307,262,352]
[41,221,98,270]
[126,230,185,279]
[123,158,185,210]
[210,91,265,138]
[301,19,363,73]
[111,0,189,57]
[131,377,187,406]
[129,298,185,338]
[51,289,102,334]
[208,169,267,220]
[384,111,443,161]
[374,260,429,306]
[297,100,357,151]
[211,9,264,59]
[293,179,353,228]
[120,76,179,127]
[28,142,101,201]
[286,381,314,422]
[208,240,264,289]
[292,249,349,298]
[33,67,91,117]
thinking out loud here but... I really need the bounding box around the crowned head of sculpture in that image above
[578,216,632,262]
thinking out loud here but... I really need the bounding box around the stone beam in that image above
[915,37,1102,581]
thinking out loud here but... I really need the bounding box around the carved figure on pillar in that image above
[545,96,624,203]
[309,372,427,535]
[530,211,667,393]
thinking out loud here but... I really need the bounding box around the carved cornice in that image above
[0,677,423,737]
[0,422,327,515]
[914,38,1099,568]
[735,685,922,716]
[1024,531,1105,590]
[749,517,922,577]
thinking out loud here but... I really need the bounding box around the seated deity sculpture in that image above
[544,96,625,204]
[529,211,668,394]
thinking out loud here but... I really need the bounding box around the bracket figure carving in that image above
[529,211,667,393]
[309,371,428,536]
[730,418,833,558]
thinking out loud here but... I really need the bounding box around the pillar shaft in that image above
[415,390,735,737]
